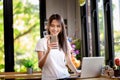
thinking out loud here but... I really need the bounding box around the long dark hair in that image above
[47,14,68,54]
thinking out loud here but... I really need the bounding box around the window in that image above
[0,0,4,72]
[112,0,120,58]
[98,0,105,56]
[13,0,40,72]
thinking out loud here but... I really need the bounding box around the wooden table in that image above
[0,72,120,80]
[0,72,41,79]
[58,76,120,80]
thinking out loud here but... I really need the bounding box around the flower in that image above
[68,38,81,68]
[70,38,81,60]
[69,39,81,68]
[114,58,120,70]
[71,55,80,68]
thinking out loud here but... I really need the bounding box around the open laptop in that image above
[58,57,105,80]
[80,57,105,78]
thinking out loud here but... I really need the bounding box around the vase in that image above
[27,68,33,74]
[114,70,120,77]
[71,56,81,69]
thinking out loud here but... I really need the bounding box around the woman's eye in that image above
[50,24,61,28]
[57,25,61,28]
[50,24,55,27]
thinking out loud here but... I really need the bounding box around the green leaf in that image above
[21,59,34,68]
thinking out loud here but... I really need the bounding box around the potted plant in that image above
[71,38,81,60]
[0,64,4,72]
[21,59,34,74]
[114,58,120,77]
[70,38,81,69]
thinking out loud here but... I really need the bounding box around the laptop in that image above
[58,57,105,80]
[80,57,105,78]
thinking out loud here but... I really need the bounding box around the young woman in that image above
[35,14,80,80]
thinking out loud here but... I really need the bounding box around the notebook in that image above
[80,57,105,78]
[58,57,105,80]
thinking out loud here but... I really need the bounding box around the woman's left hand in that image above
[76,70,81,77]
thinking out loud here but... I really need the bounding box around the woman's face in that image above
[49,20,62,35]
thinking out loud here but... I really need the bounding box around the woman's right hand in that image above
[46,35,58,52]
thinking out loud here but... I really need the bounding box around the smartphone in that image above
[50,35,58,43]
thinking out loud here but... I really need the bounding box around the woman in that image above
[35,14,80,80]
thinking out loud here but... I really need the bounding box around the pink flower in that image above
[70,38,81,60]
[71,44,76,49]
[75,50,79,54]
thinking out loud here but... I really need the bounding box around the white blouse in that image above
[35,37,72,80]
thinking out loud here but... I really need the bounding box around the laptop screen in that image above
[80,57,105,78]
